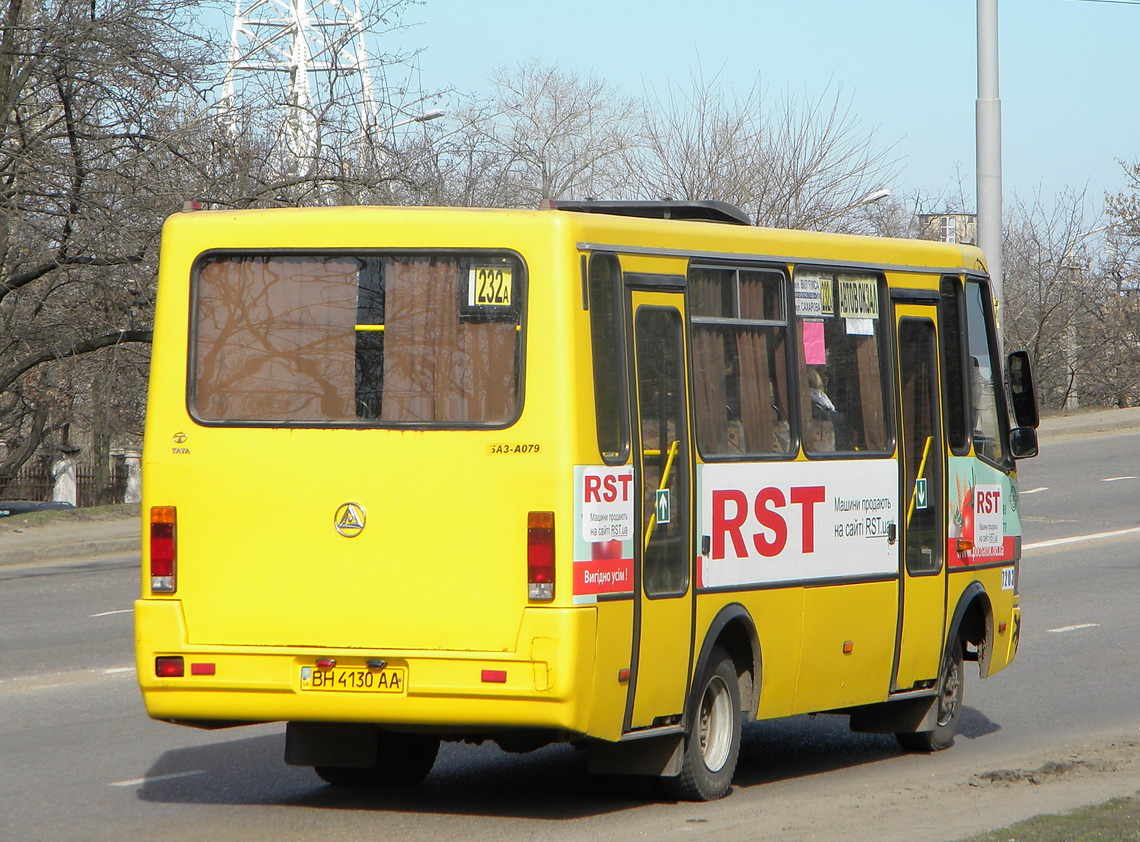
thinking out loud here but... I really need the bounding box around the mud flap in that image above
[586,732,684,777]
[848,695,939,734]
[285,721,379,768]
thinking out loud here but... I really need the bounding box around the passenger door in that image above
[892,305,947,690]
[626,291,695,730]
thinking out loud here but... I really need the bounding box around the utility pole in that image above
[977,0,1004,312]
[221,0,381,174]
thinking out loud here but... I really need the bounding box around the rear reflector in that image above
[481,669,507,683]
[527,511,555,601]
[155,656,184,677]
[150,506,177,594]
[190,662,216,676]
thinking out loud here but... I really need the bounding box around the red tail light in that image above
[150,506,177,593]
[155,656,184,677]
[527,511,555,601]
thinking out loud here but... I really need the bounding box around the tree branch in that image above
[0,328,152,395]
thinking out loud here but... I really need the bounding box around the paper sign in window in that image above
[838,276,878,319]
[802,320,826,365]
[794,274,823,317]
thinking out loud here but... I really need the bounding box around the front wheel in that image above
[664,647,742,801]
[897,640,964,752]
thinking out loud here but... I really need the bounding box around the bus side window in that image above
[964,280,1007,464]
[793,271,890,456]
[939,276,970,455]
[689,266,792,458]
[588,253,629,463]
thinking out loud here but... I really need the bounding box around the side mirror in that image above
[1006,350,1039,430]
[1009,426,1038,460]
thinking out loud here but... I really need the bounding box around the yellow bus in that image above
[136,200,1039,800]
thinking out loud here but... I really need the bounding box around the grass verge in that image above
[961,792,1140,841]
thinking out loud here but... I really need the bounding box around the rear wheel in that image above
[315,730,440,787]
[664,647,741,801]
[897,641,964,752]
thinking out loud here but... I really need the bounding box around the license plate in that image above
[300,665,406,693]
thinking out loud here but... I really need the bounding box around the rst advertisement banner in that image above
[697,460,899,589]
[572,466,636,603]
[947,457,1021,566]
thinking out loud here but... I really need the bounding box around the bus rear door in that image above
[626,287,695,730]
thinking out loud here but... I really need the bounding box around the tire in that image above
[314,765,368,786]
[664,647,742,801]
[315,730,440,787]
[897,641,964,752]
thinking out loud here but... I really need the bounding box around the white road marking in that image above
[90,609,133,617]
[1046,623,1101,634]
[0,666,136,695]
[1023,526,1140,551]
[1102,476,1137,482]
[1021,487,1049,495]
[110,770,207,787]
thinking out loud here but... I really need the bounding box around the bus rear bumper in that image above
[135,599,596,734]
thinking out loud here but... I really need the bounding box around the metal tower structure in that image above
[222,0,381,169]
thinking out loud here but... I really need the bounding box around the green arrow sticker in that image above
[655,488,671,524]
[915,478,928,510]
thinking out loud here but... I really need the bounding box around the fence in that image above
[0,455,131,508]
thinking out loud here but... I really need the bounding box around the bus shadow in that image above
[136,707,1001,818]
[733,707,1001,787]
[136,732,642,819]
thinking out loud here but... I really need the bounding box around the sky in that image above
[393,0,1139,212]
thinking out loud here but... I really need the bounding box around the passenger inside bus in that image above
[806,368,839,451]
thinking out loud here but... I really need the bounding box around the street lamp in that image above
[819,188,891,225]
[857,188,892,206]
[385,109,445,131]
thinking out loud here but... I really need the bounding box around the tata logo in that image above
[333,502,366,538]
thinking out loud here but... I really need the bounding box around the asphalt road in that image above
[1,429,1138,841]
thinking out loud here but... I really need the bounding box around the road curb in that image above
[0,536,139,568]
[1038,407,1140,440]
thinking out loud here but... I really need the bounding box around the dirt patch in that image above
[975,759,1095,785]
[968,740,1136,791]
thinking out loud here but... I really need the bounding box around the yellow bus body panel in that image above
[792,581,899,712]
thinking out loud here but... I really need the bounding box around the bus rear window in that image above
[191,253,523,426]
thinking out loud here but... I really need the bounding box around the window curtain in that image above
[737,330,773,452]
[381,258,516,423]
[194,257,357,421]
[692,328,729,453]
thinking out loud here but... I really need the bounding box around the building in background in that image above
[918,213,978,245]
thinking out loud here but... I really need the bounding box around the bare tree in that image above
[0,0,217,487]
[1105,160,1140,293]
[449,59,639,206]
[999,188,1138,409]
[628,70,900,232]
